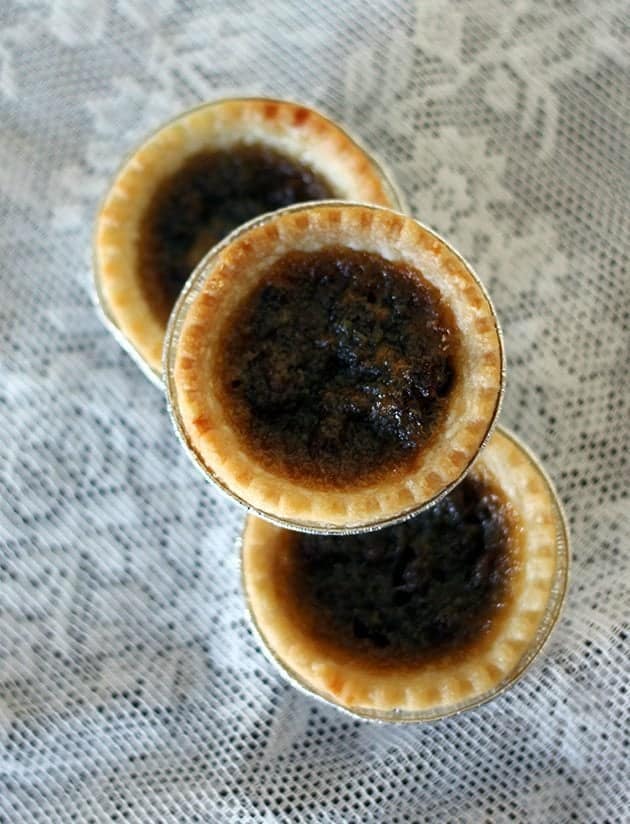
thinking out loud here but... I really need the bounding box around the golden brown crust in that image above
[93,98,401,375]
[241,428,564,715]
[172,202,504,530]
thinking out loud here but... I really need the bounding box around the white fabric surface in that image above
[1,1,628,821]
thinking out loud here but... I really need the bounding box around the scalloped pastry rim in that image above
[93,97,400,374]
[241,428,567,715]
[172,202,504,530]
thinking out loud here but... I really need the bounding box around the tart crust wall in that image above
[174,203,504,530]
[94,99,399,374]
[242,429,561,714]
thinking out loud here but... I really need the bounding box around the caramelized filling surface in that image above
[138,143,334,324]
[219,246,457,487]
[287,476,515,663]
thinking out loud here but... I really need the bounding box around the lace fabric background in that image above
[1,1,628,821]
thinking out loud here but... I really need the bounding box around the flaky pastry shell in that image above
[241,428,569,719]
[94,98,402,378]
[169,202,504,531]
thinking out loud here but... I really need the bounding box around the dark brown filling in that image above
[219,247,457,487]
[288,476,514,664]
[138,143,334,325]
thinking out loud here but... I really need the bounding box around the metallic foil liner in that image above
[91,97,408,387]
[238,426,571,723]
[163,200,505,535]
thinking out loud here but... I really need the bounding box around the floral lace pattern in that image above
[1,1,628,821]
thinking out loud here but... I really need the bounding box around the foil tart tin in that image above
[91,97,408,388]
[238,426,571,724]
[163,200,505,535]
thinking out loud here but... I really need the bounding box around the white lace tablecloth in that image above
[1,2,628,821]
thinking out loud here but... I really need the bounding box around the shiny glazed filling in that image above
[219,246,457,487]
[288,476,515,663]
[138,143,334,324]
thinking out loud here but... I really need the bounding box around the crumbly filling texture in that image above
[138,143,334,324]
[289,476,514,662]
[220,246,457,487]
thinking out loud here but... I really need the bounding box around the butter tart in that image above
[167,202,504,531]
[241,428,569,720]
[93,98,403,380]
